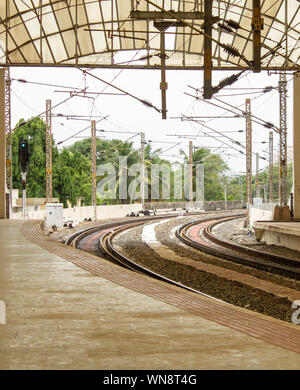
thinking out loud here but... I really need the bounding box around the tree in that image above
[179,147,229,201]
[11,117,59,198]
[12,118,91,207]
[68,137,140,204]
[53,149,91,208]
[143,144,171,202]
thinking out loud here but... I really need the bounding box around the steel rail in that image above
[66,211,241,300]
[176,216,300,280]
[99,219,225,301]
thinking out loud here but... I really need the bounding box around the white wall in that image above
[12,203,143,222]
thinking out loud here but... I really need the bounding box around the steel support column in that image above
[91,120,97,221]
[140,132,145,208]
[269,131,273,202]
[153,22,170,119]
[5,68,11,218]
[159,28,167,119]
[245,99,252,226]
[45,99,52,202]
[203,0,212,99]
[293,75,300,219]
[279,72,288,205]
[252,0,263,73]
[189,140,193,207]
[0,69,6,219]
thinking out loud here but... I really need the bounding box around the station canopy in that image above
[0,0,299,70]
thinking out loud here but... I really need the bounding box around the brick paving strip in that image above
[21,220,300,354]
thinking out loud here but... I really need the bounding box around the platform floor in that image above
[0,220,299,370]
[254,220,300,236]
[253,220,300,251]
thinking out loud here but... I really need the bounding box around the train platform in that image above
[0,219,300,370]
[253,220,300,252]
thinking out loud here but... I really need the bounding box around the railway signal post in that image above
[19,140,29,219]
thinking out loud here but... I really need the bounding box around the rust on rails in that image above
[176,215,300,280]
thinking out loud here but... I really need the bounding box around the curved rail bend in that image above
[176,216,300,280]
[66,213,234,301]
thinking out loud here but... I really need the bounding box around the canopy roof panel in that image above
[0,0,299,69]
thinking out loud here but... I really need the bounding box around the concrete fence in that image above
[11,200,248,224]
[144,200,245,212]
[12,203,143,223]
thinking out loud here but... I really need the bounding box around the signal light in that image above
[19,139,29,172]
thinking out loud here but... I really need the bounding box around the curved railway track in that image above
[176,217,300,280]
[66,210,299,298]
[65,212,237,300]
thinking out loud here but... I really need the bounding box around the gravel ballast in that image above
[113,216,300,324]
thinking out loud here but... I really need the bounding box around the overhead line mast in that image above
[5,68,12,218]
[91,120,97,221]
[278,72,288,206]
[45,99,52,203]
[245,99,252,228]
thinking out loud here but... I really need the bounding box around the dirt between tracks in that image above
[113,218,300,324]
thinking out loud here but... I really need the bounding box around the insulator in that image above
[263,86,274,93]
[141,99,153,108]
[222,44,240,57]
[211,73,241,95]
[263,122,274,129]
[217,23,234,34]
[224,19,240,30]
[220,74,240,87]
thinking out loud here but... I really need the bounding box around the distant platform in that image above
[253,221,300,252]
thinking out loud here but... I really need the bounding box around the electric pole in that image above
[140,132,145,208]
[45,99,52,202]
[269,131,273,202]
[19,140,29,219]
[279,72,288,205]
[91,120,97,221]
[224,180,227,210]
[5,68,12,218]
[245,98,252,226]
[189,140,193,208]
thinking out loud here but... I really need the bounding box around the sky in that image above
[9,62,294,176]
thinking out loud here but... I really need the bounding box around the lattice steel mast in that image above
[45,99,52,202]
[140,132,145,208]
[5,68,12,217]
[278,72,288,205]
[245,99,252,226]
[189,140,193,207]
[91,120,97,221]
[269,131,273,202]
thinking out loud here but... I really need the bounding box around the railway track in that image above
[176,216,300,280]
[66,209,299,294]
[65,212,236,300]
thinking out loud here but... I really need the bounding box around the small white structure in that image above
[45,203,64,229]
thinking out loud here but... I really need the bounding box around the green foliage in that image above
[12,118,91,207]
[12,117,59,198]
[12,117,248,206]
[52,149,91,207]
[179,147,229,201]
[223,162,293,202]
